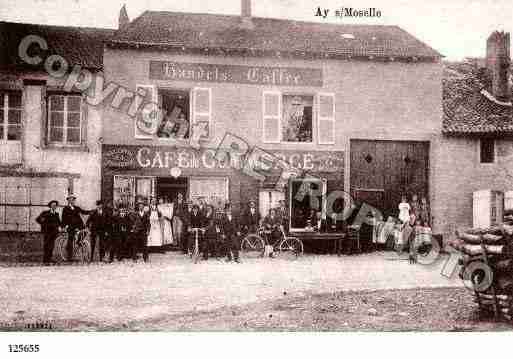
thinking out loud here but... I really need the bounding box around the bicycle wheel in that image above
[74,231,91,263]
[240,234,265,258]
[279,237,303,258]
[53,232,68,263]
[192,237,200,264]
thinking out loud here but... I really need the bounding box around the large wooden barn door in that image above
[350,140,429,220]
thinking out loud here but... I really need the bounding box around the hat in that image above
[47,200,59,207]
[249,199,257,204]
[66,194,76,200]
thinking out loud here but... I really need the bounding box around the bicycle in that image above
[189,227,204,264]
[54,228,91,263]
[241,225,304,259]
[240,227,266,258]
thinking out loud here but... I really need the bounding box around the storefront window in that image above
[189,177,228,208]
[113,176,155,209]
[289,177,326,231]
[282,95,313,142]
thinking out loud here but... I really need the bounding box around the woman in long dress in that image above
[158,197,174,246]
[147,198,164,248]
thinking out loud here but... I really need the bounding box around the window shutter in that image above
[135,84,157,139]
[192,87,211,141]
[262,91,281,143]
[317,93,335,145]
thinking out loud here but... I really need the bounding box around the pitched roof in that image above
[0,21,115,70]
[443,61,513,136]
[110,11,442,60]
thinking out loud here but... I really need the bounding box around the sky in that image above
[0,0,512,60]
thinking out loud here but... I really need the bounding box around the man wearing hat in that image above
[242,199,260,234]
[86,200,110,262]
[62,194,91,262]
[36,200,62,264]
[220,203,242,263]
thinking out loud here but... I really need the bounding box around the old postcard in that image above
[0,0,512,356]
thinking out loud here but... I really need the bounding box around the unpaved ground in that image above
[128,287,513,331]
[0,252,463,330]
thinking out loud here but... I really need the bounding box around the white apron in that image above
[159,204,174,245]
[147,209,164,247]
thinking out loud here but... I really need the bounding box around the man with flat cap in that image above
[61,194,90,262]
[36,200,62,265]
[86,200,110,262]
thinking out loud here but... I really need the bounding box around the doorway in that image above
[156,177,188,202]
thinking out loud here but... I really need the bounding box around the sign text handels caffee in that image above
[149,61,323,87]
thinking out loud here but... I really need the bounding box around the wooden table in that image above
[293,232,347,255]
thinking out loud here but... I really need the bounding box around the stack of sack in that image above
[450,223,513,320]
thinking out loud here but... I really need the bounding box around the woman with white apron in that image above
[147,199,164,248]
[158,198,174,246]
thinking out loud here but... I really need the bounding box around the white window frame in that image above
[192,87,212,141]
[262,90,282,144]
[317,92,336,145]
[47,94,83,146]
[135,84,157,140]
[0,92,22,142]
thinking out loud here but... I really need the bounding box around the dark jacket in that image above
[86,209,110,234]
[188,211,205,229]
[62,205,89,229]
[326,216,347,233]
[243,208,260,229]
[173,201,187,218]
[36,210,61,233]
[130,210,150,234]
[220,213,240,237]
[110,214,130,239]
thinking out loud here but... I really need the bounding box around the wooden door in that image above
[350,140,429,220]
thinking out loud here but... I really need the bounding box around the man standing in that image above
[173,193,187,254]
[86,200,110,262]
[277,200,289,233]
[36,200,61,265]
[129,202,151,262]
[221,203,242,263]
[242,199,260,234]
[109,206,130,262]
[61,194,90,262]
[187,204,205,255]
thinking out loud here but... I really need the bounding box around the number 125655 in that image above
[8,344,40,353]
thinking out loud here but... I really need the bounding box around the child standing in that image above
[398,195,411,224]
[419,196,430,227]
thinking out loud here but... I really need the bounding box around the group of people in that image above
[398,194,431,227]
[35,192,292,265]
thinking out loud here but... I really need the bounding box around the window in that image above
[480,139,495,163]
[191,87,211,141]
[47,94,83,145]
[157,89,190,139]
[262,92,336,144]
[282,95,313,142]
[0,92,22,141]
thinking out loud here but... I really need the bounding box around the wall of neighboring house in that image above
[0,70,102,232]
[432,136,513,238]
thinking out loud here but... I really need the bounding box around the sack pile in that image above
[450,223,513,321]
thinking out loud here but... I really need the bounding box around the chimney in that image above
[486,31,511,101]
[118,4,130,30]
[240,0,254,30]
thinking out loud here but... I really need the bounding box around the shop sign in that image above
[102,145,344,174]
[149,61,323,87]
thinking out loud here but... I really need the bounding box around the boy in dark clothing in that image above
[36,200,62,264]
[129,202,151,262]
[202,218,221,260]
[109,206,130,262]
[220,204,242,263]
